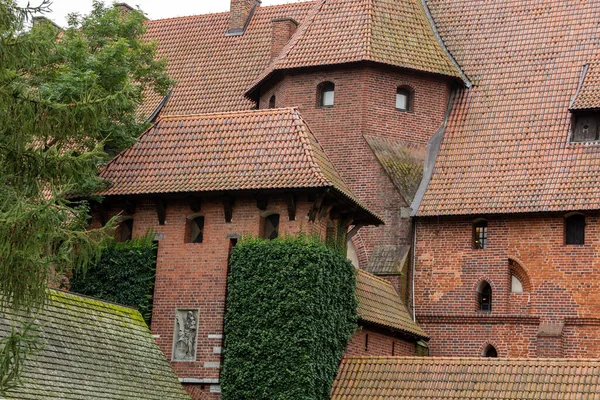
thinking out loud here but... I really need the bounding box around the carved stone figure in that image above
[172,309,198,361]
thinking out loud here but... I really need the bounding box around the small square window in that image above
[565,214,585,245]
[186,216,205,243]
[473,220,488,249]
[572,113,599,142]
[262,214,279,240]
[396,87,411,111]
[318,82,335,107]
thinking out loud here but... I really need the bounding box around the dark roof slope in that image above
[332,357,600,399]
[417,0,600,216]
[0,290,190,400]
[100,108,382,224]
[139,1,316,117]
[355,269,427,339]
[249,0,466,94]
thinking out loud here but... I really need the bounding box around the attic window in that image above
[318,82,335,107]
[565,213,585,245]
[268,95,276,109]
[396,87,412,111]
[572,113,600,142]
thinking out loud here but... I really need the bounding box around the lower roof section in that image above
[332,356,600,399]
[100,107,382,225]
[0,290,190,400]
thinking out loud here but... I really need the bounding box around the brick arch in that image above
[350,232,369,268]
[479,341,501,357]
[509,258,532,293]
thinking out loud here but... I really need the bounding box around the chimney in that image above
[226,0,261,36]
[270,18,298,60]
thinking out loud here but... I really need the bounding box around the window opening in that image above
[391,341,395,356]
[268,95,276,109]
[119,218,133,242]
[511,275,523,293]
[572,113,600,142]
[482,344,498,358]
[565,214,585,245]
[262,214,280,240]
[396,87,411,111]
[318,82,335,107]
[473,220,488,249]
[365,334,369,351]
[188,216,205,243]
[478,281,492,312]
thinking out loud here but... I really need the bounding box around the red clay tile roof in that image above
[248,0,467,94]
[138,2,316,118]
[355,269,427,339]
[99,108,382,223]
[416,0,600,216]
[332,357,600,399]
[571,62,600,111]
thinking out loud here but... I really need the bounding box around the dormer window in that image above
[572,113,600,142]
[318,82,335,107]
[396,87,412,111]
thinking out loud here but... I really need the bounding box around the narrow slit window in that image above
[318,82,335,107]
[565,214,585,245]
[473,220,488,249]
[262,214,280,240]
[396,87,411,111]
[478,281,492,312]
[189,216,205,243]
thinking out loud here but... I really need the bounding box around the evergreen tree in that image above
[0,0,172,392]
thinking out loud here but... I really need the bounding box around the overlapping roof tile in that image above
[138,2,316,118]
[100,108,382,224]
[571,61,600,111]
[0,290,190,400]
[355,269,427,339]
[332,357,600,399]
[249,0,466,94]
[417,0,600,216]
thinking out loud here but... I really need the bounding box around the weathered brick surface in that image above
[345,325,417,357]
[415,214,600,357]
[259,66,452,264]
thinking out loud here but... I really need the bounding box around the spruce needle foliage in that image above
[0,0,171,392]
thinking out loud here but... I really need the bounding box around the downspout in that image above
[412,218,417,321]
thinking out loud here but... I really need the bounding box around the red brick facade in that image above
[258,66,453,265]
[415,214,600,358]
[346,325,417,357]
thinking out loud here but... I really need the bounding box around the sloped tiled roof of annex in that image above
[248,0,467,94]
[100,108,382,224]
[417,0,600,216]
[332,357,600,399]
[0,290,190,400]
[355,269,427,339]
[138,1,316,118]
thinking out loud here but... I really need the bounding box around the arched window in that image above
[478,281,492,312]
[511,275,523,293]
[565,213,585,245]
[509,259,531,293]
[482,344,497,358]
[268,95,276,109]
[261,213,280,240]
[318,82,335,107]
[186,215,205,243]
[396,87,412,111]
[473,219,488,249]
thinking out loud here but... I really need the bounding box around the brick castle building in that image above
[92,0,600,398]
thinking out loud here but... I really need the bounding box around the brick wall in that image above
[345,325,417,357]
[259,65,452,265]
[415,213,600,358]
[92,193,334,399]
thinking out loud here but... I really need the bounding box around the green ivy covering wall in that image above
[69,235,157,323]
[221,236,357,400]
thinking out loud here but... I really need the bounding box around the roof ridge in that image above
[341,356,600,362]
[157,107,298,121]
[49,289,140,313]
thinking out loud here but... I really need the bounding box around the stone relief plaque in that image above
[172,309,199,361]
